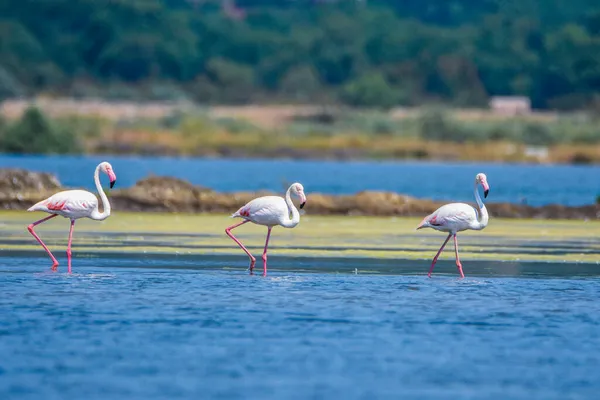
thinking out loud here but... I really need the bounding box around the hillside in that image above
[0,0,599,109]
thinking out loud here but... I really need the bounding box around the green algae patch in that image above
[2,211,599,264]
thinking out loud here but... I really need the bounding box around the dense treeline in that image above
[0,0,599,109]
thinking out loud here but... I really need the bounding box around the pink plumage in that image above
[27,162,117,273]
[29,190,100,218]
[226,183,307,276]
[417,173,490,278]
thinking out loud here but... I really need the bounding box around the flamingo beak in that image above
[107,170,117,189]
[299,192,307,209]
[482,182,490,198]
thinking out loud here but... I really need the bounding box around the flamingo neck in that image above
[90,164,111,221]
[281,186,300,228]
[473,182,488,230]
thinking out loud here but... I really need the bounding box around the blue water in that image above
[0,155,598,206]
[1,257,600,399]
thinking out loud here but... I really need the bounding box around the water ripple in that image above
[1,257,600,399]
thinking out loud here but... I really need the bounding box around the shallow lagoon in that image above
[1,213,600,399]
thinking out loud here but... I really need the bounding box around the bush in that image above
[0,106,82,154]
[341,112,402,136]
[521,123,556,146]
[340,73,397,110]
[205,58,255,103]
[57,116,104,139]
[213,117,260,135]
[418,109,457,141]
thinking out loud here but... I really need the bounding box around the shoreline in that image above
[1,169,598,220]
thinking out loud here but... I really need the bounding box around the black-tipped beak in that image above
[300,202,306,209]
[484,189,489,198]
[110,180,116,189]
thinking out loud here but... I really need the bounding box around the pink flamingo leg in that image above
[453,234,465,279]
[428,233,452,278]
[66,219,75,274]
[261,227,272,277]
[27,214,59,270]
[225,220,256,272]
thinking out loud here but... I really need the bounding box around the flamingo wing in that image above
[29,190,98,217]
[418,203,478,232]
[233,196,287,225]
[434,203,478,229]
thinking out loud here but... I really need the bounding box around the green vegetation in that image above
[2,105,600,163]
[99,106,600,163]
[0,0,599,109]
[2,212,599,264]
[0,107,82,154]
[415,109,600,145]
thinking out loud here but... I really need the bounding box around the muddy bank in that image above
[0,169,62,210]
[111,178,599,220]
[0,169,598,220]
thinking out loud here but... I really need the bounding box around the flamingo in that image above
[225,183,307,276]
[27,161,117,273]
[416,173,490,278]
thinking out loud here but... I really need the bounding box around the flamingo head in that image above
[100,162,117,189]
[290,182,306,209]
[475,173,489,198]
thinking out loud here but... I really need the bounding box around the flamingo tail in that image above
[28,199,48,212]
[416,215,432,230]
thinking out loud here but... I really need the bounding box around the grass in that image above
[2,212,600,264]
[3,102,600,163]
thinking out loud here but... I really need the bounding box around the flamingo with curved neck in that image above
[416,173,490,278]
[226,182,307,276]
[89,162,113,220]
[27,161,117,273]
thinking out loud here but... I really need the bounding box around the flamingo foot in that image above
[248,258,256,275]
[428,261,436,278]
[51,262,59,272]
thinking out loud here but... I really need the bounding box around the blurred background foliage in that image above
[0,0,599,110]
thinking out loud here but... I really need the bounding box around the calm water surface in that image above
[1,257,600,399]
[0,155,598,206]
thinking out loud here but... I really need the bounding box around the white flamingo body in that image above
[27,162,117,272]
[232,196,300,228]
[226,183,306,276]
[29,189,101,220]
[417,173,490,278]
[418,202,486,234]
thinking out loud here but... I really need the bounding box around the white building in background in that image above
[489,96,532,116]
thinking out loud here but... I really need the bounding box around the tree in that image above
[279,65,321,102]
[340,73,397,109]
[0,0,597,108]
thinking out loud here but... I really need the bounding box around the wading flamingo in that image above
[226,183,307,276]
[417,173,490,278]
[27,162,117,273]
